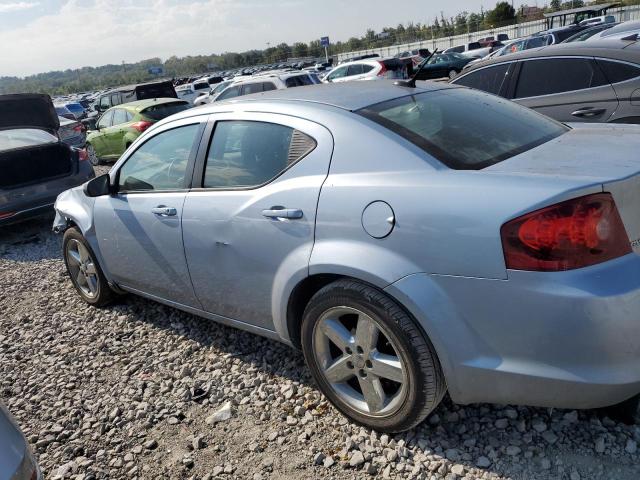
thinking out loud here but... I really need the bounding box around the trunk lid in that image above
[0,93,59,132]
[486,123,640,255]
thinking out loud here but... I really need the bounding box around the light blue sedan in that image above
[53,81,640,432]
[0,402,41,480]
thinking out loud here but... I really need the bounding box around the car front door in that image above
[181,113,333,330]
[92,110,114,157]
[512,57,619,123]
[103,108,128,158]
[93,116,207,307]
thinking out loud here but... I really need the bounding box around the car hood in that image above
[0,93,59,132]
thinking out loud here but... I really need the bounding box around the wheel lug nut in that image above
[345,347,352,354]
[365,360,373,369]
[346,361,354,369]
[356,346,364,354]
[359,369,367,378]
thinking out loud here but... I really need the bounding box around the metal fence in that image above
[336,5,640,61]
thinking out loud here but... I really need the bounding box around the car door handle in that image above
[571,107,606,118]
[261,207,303,219]
[151,206,177,216]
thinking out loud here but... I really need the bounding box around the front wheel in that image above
[301,279,446,432]
[63,227,116,307]
[87,143,101,166]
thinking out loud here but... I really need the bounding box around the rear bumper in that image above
[385,253,640,409]
[0,162,94,227]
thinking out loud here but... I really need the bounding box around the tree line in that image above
[1,0,637,96]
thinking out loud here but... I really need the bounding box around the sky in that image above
[0,0,532,77]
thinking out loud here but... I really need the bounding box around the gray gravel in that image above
[2,191,640,479]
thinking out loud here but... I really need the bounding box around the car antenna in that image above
[394,49,439,88]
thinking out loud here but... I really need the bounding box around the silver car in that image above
[451,39,640,124]
[0,401,41,480]
[54,81,640,432]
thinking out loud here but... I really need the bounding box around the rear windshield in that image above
[136,84,177,100]
[194,83,209,90]
[285,75,315,87]
[141,102,190,120]
[0,129,58,152]
[358,88,567,170]
[66,103,83,112]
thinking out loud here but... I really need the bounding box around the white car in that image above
[175,80,210,104]
[322,59,407,83]
[193,80,234,106]
[586,19,640,41]
[213,72,319,102]
[579,14,616,27]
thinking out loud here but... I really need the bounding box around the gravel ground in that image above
[2,170,640,479]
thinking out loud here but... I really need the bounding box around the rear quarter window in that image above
[357,88,567,170]
[596,59,640,84]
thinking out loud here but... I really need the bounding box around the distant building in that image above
[376,31,390,39]
[521,5,544,20]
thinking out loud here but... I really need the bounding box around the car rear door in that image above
[181,112,333,330]
[93,116,207,307]
[512,57,619,123]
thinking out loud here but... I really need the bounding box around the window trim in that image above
[113,121,206,195]
[511,56,612,100]
[193,119,317,192]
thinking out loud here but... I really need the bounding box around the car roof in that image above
[184,81,455,115]
[459,39,640,74]
[109,98,186,111]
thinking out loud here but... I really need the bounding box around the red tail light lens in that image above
[501,193,631,272]
[0,212,16,220]
[73,124,85,132]
[377,61,388,77]
[131,121,153,133]
[78,148,89,162]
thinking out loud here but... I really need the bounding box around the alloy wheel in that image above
[87,144,99,166]
[65,239,99,298]
[312,306,408,417]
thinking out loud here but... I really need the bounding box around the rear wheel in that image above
[301,279,446,432]
[448,69,458,80]
[87,143,101,166]
[63,227,116,307]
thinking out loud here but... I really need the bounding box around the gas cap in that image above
[362,201,395,239]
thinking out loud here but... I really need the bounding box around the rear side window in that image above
[110,93,122,106]
[358,88,567,170]
[242,83,264,95]
[142,102,189,120]
[454,63,511,95]
[596,60,640,84]
[515,58,608,98]
[525,36,550,49]
[203,121,316,188]
[262,82,277,91]
[347,64,364,76]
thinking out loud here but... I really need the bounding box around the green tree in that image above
[550,0,562,11]
[486,1,516,26]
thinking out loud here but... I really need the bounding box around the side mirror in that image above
[84,173,112,197]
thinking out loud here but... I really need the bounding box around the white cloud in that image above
[0,1,39,13]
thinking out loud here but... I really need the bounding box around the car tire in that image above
[448,69,458,80]
[301,279,446,432]
[63,227,116,307]
[87,144,101,166]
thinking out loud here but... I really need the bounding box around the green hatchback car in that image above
[86,98,189,165]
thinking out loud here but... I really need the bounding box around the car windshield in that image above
[0,128,58,152]
[357,88,568,170]
[141,102,190,120]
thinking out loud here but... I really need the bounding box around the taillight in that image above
[131,121,153,132]
[0,212,15,220]
[77,148,89,162]
[73,124,85,132]
[501,193,631,272]
[377,61,388,77]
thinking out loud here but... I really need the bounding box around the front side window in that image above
[118,124,199,191]
[515,58,608,98]
[98,111,113,129]
[203,121,316,188]
[454,63,511,95]
[112,109,128,126]
[358,88,567,170]
[327,66,348,81]
[215,86,241,101]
